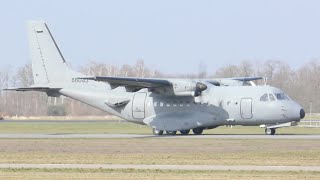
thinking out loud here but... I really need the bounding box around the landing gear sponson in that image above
[152,128,203,135]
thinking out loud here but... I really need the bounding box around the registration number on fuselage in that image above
[71,78,89,83]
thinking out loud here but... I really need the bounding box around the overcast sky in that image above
[1,0,320,74]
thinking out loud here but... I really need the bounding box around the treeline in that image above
[0,59,318,116]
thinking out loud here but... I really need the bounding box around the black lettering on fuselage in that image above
[72,78,89,83]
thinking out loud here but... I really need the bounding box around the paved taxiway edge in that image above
[0,164,319,171]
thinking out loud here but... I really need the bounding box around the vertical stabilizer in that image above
[27,21,71,84]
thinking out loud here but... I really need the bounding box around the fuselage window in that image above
[260,93,269,102]
[186,101,190,106]
[166,101,171,107]
[153,102,158,107]
[179,101,183,106]
[269,94,275,101]
[160,102,164,107]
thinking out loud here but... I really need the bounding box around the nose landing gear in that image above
[152,129,163,135]
[261,121,298,135]
[265,128,276,135]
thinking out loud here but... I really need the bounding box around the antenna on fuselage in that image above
[264,74,268,86]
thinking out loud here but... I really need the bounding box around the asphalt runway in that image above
[0,133,319,139]
[0,164,318,171]
[1,119,316,122]
[0,120,124,123]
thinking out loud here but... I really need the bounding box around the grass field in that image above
[0,138,319,179]
[305,113,320,120]
[0,168,319,180]
[0,122,319,179]
[0,139,319,166]
[0,122,319,134]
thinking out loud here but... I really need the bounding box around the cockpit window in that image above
[275,93,289,100]
[269,94,275,101]
[260,93,269,102]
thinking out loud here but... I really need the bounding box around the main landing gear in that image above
[152,128,203,136]
[180,129,190,135]
[192,128,203,135]
[166,131,177,135]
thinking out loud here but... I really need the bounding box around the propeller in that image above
[194,82,207,97]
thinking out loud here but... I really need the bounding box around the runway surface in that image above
[0,120,124,123]
[1,119,319,123]
[0,133,319,139]
[0,164,318,171]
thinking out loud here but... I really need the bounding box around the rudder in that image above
[27,21,70,84]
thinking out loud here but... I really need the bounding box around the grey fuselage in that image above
[59,83,303,131]
[21,21,304,132]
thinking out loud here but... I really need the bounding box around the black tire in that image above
[166,131,177,135]
[265,128,276,135]
[192,128,203,135]
[152,129,163,135]
[180,129,190,135]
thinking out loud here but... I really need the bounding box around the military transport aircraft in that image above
[5,21,305,135]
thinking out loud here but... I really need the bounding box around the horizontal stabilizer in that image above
[3,87,59,92]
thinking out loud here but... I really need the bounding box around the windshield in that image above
[260,92,289,102]
[275,93,289,100]
[269,94,276,101]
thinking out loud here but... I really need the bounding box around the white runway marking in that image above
[0,134,319,139]
[0,164,319,171]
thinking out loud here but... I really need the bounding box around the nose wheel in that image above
[265,128,276,135]
[152,128,163,135]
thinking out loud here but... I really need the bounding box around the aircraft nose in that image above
[300,109,305,119]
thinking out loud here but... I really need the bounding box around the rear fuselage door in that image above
[240,98,253,119]
[132,92,147,119]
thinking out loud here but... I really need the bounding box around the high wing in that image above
[80,76,263,88]
[207,76,263,86]
[230,76,263,81]
[79,76,263,96]
[80,76,207,96]
[80,76,172,88]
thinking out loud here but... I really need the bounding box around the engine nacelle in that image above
[155,80,207,97]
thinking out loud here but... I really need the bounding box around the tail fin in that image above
[4,21,107,93]
[27,21,74,84]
